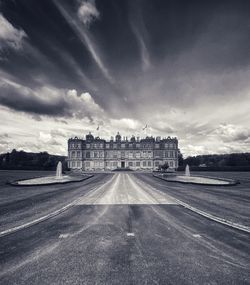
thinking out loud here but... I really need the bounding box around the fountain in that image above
[155,162,237,185]
[13,160,92,186]
[56,161,62,179]
[185,164,190,177]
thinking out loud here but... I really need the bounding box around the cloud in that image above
[67,89,104,120]
[129,3,151,71]
[53,0,114,84]
[78,0,100,26]
[0,13,27,50]
[0,78,69,117]
[213,124,250,143]
[131,24,150,71]
[0,78,104,120]
[110,118,141,132]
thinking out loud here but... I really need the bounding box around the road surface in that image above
[0,172,249,284]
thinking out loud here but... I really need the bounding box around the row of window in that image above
[69,160,175,168]
[69,150,177,159]
[70,142,177,149]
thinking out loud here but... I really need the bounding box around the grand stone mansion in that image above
[67,132,179,171]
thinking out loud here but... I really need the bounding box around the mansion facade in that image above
[67,132,179,171]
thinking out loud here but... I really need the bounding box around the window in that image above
[170,161,173,167]
[170,151,173,157]
[170,143,173,148]
[77,151,80,158]
[78,143,81,148]
[155,161,159,167]
[154,150,160,157]
[155,144,159,149]
[72,161,75,167]
[85,161,90,167]
[86,144,90,149]
[94,152,99,158]
[143,161,147,167]
[136,143,140,148]
[71,151,76,158]
[113,161,118,167]
[106,144,110,149]
[121,144,125,148]
[100,143,103,148]
[86,151,90,158]
[128,161,133,167]
[77,161,80,167]
[113,144,117,149]
[136,161,140,167]
[165,143,169,148]
[129,143,133,148]
[148,161,151,167]
[71,143,74,148]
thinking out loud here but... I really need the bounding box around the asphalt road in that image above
[0,171,249,284]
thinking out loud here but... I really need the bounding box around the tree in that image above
[160,162,169,172]
[178,150,184,166]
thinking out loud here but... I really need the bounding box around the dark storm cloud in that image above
[1,0,249,112]
[0,82,70,116]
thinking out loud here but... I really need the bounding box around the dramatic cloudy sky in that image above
[0,0,250,156]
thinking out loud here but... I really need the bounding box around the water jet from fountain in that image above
[56,161,62,179]
[185,164,190,177]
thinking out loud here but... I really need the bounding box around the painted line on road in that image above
[176,198,250,233]
[149,175,250,234]
[0,175,114,238]
[0,199,77,238]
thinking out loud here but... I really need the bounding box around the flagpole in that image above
[142,124,148,138]
[96,125,100,138]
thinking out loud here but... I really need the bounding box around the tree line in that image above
[0,149,68,171]
[178,152,250,171]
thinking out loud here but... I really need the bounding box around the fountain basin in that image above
[9,174,93,186]
[154,174,239,186]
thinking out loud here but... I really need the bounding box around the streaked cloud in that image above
[130,23,151,71]
[0,13,27,50]
[78,0,100,26]
[129,2,151,71]
[53,0,114,84]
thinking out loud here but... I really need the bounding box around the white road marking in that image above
[193,234,202,238]
[127,233,135,237]
[145,178,250,234]
[0,176,114,238]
